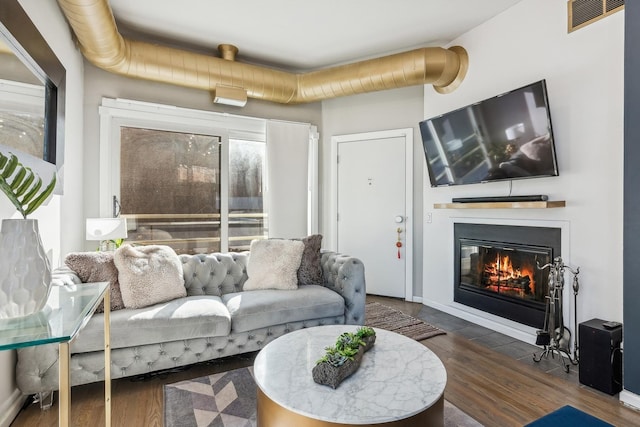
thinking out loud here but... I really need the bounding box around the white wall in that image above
[321,86,425,299]
[422,0,624,341]
[0,2,84,426]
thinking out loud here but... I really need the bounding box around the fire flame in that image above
[484,253,535,296]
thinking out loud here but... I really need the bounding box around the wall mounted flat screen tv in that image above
[419,80,559,187]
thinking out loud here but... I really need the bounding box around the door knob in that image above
[395,216,404,223]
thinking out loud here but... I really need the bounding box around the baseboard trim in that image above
[0,388,26,427]
[620,390,640,410]
[412,296,423,303]
[422,298,538,344]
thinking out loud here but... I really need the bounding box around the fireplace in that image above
[454,223,561,328]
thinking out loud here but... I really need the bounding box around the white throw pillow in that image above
[243,239,305,291]
[114,244,187,309]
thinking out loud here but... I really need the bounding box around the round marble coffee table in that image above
[253,325,447,426]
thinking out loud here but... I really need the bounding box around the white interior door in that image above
[332,129,413,300]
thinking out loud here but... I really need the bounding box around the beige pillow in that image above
[64,251,124,313]
[114,244,187,309]
[243,239,305,291]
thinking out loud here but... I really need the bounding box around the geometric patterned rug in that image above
[164,367,257,427]
[164,367,483,427]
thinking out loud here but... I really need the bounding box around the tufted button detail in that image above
[266,331,273,336]
[134,356,140,361]
[160,351,166,355]
[193,273,197,278]
[210,272,215,276]
[172,357,178,361]
[248,335,254,340]
[184,347,190,352]
[206,343,212,347]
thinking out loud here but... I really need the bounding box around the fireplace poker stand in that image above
[533,256,580,373]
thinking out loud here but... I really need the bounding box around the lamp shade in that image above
[86,218,128,241]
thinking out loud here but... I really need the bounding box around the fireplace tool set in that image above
[533,256,580,373]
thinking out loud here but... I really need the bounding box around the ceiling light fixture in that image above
[213,85,247,107]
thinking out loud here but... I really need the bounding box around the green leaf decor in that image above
[0,152,57,219]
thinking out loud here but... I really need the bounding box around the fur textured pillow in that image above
[64,251,124,313]
[243,239,305,291]
[297,234,324,286]
[114,244,186,309]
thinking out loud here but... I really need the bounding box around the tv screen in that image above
[419,80,559,187]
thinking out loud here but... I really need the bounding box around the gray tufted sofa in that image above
[15,250,365,396]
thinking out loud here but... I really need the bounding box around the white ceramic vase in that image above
[0,219,52,319]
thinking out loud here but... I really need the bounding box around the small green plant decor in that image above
[0,152,56,218]
[312,326,376,389]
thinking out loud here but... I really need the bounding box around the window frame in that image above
[99,98,267,252]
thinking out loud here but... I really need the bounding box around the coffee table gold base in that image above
[257,388,444,427]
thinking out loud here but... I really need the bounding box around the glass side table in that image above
[0,282,111,427]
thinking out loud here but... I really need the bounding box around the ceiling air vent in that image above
[568,0,624,33]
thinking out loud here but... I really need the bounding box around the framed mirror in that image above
[0,0,65,192]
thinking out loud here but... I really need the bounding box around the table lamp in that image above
[86,218,128,251]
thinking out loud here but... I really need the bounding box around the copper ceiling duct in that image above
[56,0,468,104]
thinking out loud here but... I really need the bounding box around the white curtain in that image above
[265,120,312,239]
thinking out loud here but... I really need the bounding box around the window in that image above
[229,138,266,250]
[119,128,266,254]
[99,98,316,254]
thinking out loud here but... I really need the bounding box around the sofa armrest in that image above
[52,266,83,287]
[321,251,366,325]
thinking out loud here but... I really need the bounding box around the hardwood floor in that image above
[11,296,640,426]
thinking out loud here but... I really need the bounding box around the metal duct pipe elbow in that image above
[294,46,468,103]
[57,0,128,71]
[57,0,468,104]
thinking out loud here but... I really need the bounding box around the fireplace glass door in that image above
[460,240,551,304]
[453,223,561,328]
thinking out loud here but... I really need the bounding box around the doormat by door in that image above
[365,302,446,341]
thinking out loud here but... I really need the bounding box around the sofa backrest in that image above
[180,252,249,297]
[180,250,341,297]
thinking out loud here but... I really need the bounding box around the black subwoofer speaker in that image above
[578,318,622,395]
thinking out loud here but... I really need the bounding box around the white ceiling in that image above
[108,0,524,72]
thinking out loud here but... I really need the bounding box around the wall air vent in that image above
[568,0,624,33]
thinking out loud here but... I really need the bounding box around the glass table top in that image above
[0,282,108,351]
